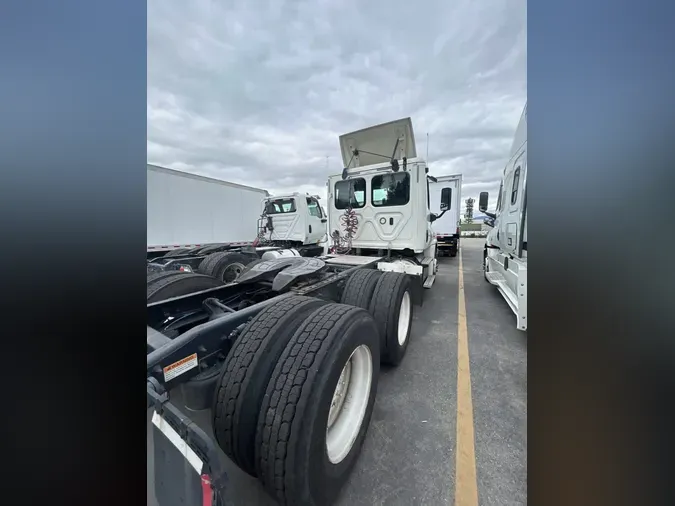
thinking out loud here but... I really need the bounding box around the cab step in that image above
[486,271,505,284]
[423,274,436,289]
[486,271,518,316]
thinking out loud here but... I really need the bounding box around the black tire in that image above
[163,248,189,258]
[368,272,413,366]
[340,269,382,309]
[256,304,380,506]
[147,273,223,303]
[212,295,329,477]
[198,244,226,255]
[198,252,250,283]
[146,270,187,288]
[449,246,458,257]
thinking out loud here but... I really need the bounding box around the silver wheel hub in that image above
[325,344,373,464]
[397,291,411,346]
[223,262,245,283]
[328,361,351,429]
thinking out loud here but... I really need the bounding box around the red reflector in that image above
[201,475,213,506]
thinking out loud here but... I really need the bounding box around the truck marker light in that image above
[201,475,214,506]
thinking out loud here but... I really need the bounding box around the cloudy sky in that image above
[148,0,526,216]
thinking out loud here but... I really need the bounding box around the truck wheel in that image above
[450,247,457,257]
[163,248,189,257]
[256,304,379,506]
[146,270,187,289]
[198,244,227,255]
[340,269,382,309]
[368,272,413,366]
[147,273,223,303]
[212,295,328,477]
[198,252,250,283]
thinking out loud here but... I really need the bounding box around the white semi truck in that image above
[147,117,458,506]
[479,102,527,331]
[325,117,458,289]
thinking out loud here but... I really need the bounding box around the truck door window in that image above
[266,198,296,214]
[335,178,366,209]
[496,182,503,211]
[306,197,322,217]
[511,168,521,205]
[372,172,410,207]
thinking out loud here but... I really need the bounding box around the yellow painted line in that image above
[454,249,479,506]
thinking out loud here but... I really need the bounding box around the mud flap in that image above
[148,383,228,506]
[152,413,209,506]
[410,273,424,306]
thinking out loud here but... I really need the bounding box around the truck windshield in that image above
[265,198,296,214]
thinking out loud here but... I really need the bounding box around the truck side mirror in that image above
[479,191,489,212]
[440,187,451,211]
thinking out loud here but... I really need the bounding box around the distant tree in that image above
[464,197,475,224]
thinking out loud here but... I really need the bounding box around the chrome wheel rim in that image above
[326,344,373,464]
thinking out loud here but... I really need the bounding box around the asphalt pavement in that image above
[148,238,527,505]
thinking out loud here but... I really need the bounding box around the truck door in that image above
[370,172,412,241]
[502,152,525,255]
[306,197,326,244]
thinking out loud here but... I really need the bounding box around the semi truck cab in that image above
[479,102,527,331]
[325,117,458,289]
[259,193,327,246]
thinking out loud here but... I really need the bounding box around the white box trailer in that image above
[147,164,269,253]
[429,174,462,257]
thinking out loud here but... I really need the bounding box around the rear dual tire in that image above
[212,299,380,506]
[256,304,379,506]
[369,272,413,366]
[212,296,328,477]
[341,269,414,367]
[212,273,413,504]
[198,252,252,283]
[146,272,223,303]
[340,269,382,309]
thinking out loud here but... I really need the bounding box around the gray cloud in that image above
[148,0,526,215]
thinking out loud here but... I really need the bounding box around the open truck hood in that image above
[339,117,417,168]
